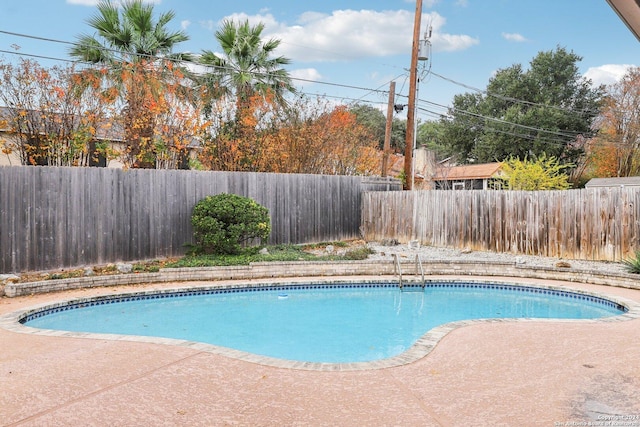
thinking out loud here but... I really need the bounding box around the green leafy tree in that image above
[69,0,193,168]
[191,193,271,255]
[350,104,386,149]
[439,92,484,162]
[499,154,571,190]
[417,120,448,158]
[440,47,603,167]
[349,103,406,153]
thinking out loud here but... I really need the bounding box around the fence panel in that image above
[0,167,401,273]
[362,188,640,261]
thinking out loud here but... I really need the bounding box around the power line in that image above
[421,98,590,140]
[0,44,594,146]
[0,28,608,144]
[428,70,601,116]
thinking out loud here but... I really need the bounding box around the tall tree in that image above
[350,103,407,154]
[416,120,448,159]
[587,66,640,177]
[69,0,195,168]
[198,19,296,171]
[439,47,603,167]
[199,19,295,127]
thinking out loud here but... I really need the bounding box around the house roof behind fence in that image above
[585,176,640,187]
[433,162,503,181]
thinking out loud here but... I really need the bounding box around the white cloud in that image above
[290,68,322,83]
[210,10,477,63]
[181,20,191,31]
[404,0,440,7]
[584,64,635,87]
[66,0,99,5]
[501,32,527,42]
[67,0,161,4]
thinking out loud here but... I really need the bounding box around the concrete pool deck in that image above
[1,274,640,426]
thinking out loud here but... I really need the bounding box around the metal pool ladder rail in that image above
[394,254,426,290]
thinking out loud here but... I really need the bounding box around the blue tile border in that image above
[18,280,626,324]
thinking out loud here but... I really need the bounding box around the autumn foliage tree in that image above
[200,96,380,175]
[69,0,199,169]
[586,66,640,177]
[0,58,113,166]
[259,97,380,175]
[113,60,205,169]
[198,19,296,172]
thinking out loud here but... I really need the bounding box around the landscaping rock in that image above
[0,274,20,284]
[408,240,421,249]
[116,263,133,273]
[0,274,19,296]
[380,238,399,246]
[84,267,95,277]
[259,248,269,255]
[555,261,571,269]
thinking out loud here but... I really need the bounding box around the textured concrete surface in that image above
[1,276,640,426]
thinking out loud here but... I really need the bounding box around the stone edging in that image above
[3,259,640,298]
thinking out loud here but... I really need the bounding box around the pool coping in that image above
[2,276,640,372]
[4,259,640,298]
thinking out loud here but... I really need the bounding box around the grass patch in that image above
[165,243,372,268]
[301,241,349,250]
[342,246,375,260]
[167,245,325,268]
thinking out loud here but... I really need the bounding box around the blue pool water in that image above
[23,282,625,363]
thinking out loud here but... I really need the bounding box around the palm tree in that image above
[199,19,296,125]
[70,0,191,65]
[69,0,192,168]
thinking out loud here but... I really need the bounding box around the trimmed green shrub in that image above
[191,193,271,255]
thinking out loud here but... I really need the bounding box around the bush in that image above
[191,193,271,255]
[622,251,640,274]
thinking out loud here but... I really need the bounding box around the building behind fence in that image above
[0,166,401,273]
[362,188,640,261]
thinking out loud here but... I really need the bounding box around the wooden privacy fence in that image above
[0,166,401,273]
[361,188,640,261]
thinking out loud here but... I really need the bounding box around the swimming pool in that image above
[21,280,627,365]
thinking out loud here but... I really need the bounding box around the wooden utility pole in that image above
[403,0,422,190]
[382,81,396,177]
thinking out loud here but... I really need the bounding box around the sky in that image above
[2,0,640,122]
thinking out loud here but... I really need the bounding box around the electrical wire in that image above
[429,70,601,116]
[0,28,606,147]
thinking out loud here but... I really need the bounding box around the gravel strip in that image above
[366,241,629,275]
